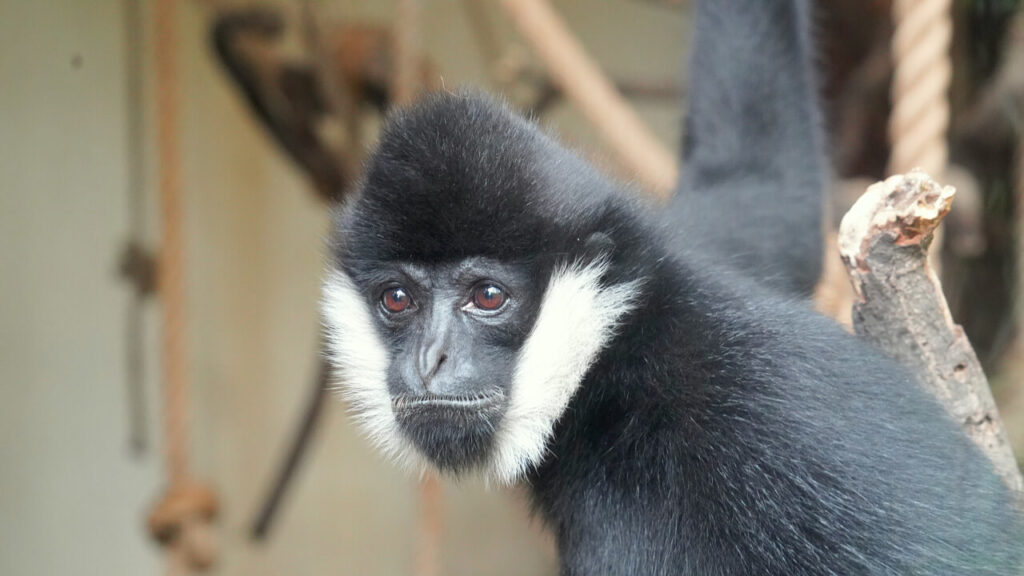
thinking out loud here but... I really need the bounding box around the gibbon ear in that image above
[579,232,615,265]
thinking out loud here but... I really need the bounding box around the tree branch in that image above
[838,171,1022,492]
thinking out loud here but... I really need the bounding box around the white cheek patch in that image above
[321,269,425,472]
[488,260,642,485]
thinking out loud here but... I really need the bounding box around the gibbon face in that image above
[322,94,641,483]
[323,256,639,483]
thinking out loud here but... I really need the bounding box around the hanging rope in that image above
[888,0,953,176]
[393,0,423,106]
[148,0,218,573]
[390,3,443,575]
[497,0,677,195]
[414,472,442,576]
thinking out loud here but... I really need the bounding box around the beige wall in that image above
[0,1,684,575]
[0,1,162,574]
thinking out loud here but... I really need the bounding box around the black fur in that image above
[393,397,504,472]
[337,90,1023,573]
[673,0,825,297]
[533,265,1023,574]
[330,0,1024,572]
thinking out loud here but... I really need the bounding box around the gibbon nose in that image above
[416,337,449,390]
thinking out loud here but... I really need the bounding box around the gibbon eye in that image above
[472,283,507,311]
[382,286,413,313]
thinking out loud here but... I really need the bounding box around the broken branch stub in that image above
[838,171,1023,493]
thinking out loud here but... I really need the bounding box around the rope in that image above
[150,0,218,572]
[389,3,443,575]
[393,0,422,106]
[888,0,953,176]
[414,474,443,576]
[497,0,677,195]
[156,0,187,498]
[300,0,358,174]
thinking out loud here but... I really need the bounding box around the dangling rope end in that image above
[148,482,220,572]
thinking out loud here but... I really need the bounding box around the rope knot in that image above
[148,482,219,571]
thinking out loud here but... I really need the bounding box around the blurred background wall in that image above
[1,1,163,574]
[0,1,686,574]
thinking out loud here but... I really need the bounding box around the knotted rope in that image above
[149,0,218,573]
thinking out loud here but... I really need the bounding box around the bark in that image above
[838,171,1023,492]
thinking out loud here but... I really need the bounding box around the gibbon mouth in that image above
[391,389,503,407]
[392,390,506,412]
[392,390,507,471]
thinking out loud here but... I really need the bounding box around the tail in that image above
[672,0,826,296]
